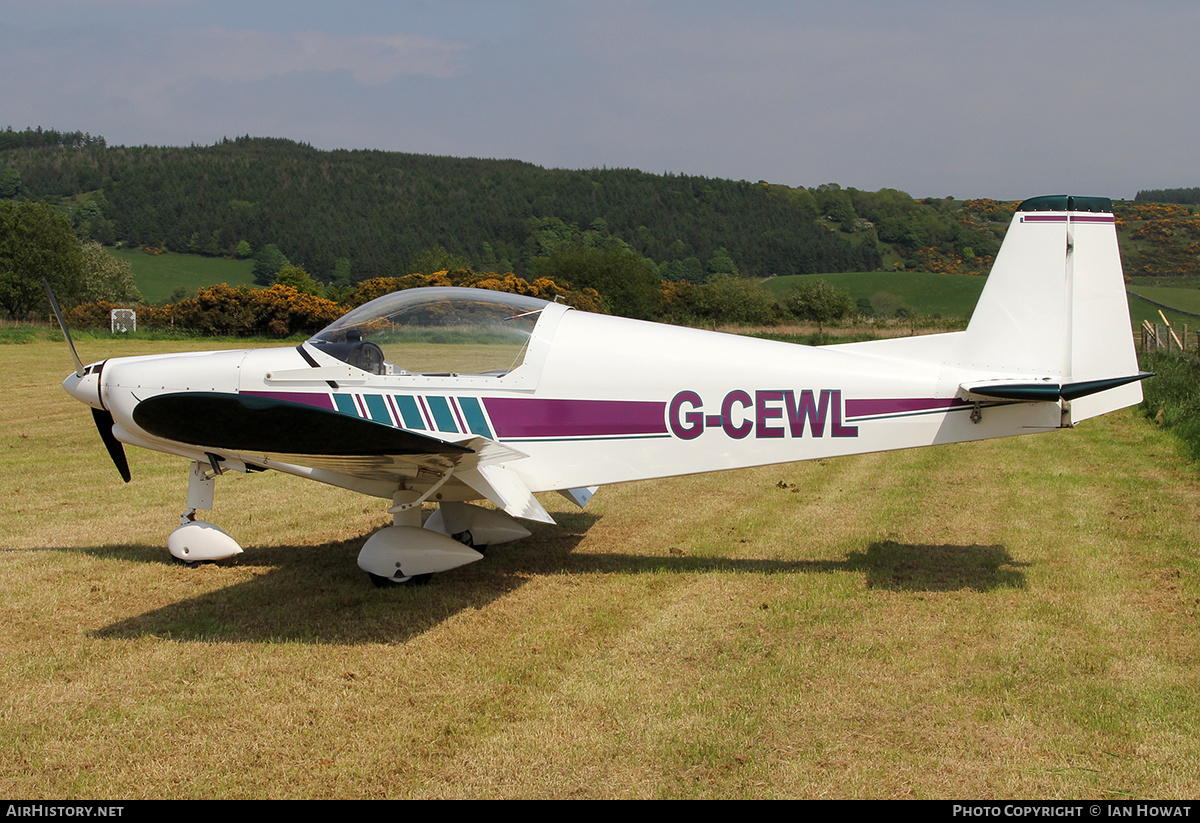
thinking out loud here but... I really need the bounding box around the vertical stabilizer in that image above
[958,196,1141,421]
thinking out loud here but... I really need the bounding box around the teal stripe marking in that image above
[333,394,358,416]
[457,397,493,438]
[426,396,459,433]
[394,395,425,429]
[363,394,391,424]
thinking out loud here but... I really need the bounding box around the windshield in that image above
[308,287,552,376]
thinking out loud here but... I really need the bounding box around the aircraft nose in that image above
[62,363,105,410]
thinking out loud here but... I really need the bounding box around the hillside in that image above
[1113,201,1200,277]
[0,130,1077,288]
[0,133,877,283]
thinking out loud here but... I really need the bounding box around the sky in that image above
[2,0,1197,200]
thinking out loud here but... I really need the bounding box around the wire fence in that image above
[1141,315,1198,355]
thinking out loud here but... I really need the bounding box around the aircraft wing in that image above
[132,392,553,522]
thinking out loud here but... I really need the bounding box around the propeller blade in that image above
[42,279,85,378]
[92,408,131,483]
[43,280,128,481]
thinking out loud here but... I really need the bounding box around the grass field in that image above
[111,249,255,304]
[1127,284,1200,327]
[1127,286,1200,314]
[3,340,1199,798]
[763,272,987,318]
[1126,290,1199,332]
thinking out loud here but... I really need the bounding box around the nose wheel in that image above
[167,463,243,565]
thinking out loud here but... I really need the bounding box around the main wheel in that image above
[451,529,487,554]
[368,572,433,587]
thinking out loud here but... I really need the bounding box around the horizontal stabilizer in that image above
[961,372,1152,402]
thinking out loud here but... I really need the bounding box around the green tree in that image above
[524,216,579,263]
[817,186,858,228]
[204,229,222,257]
[785,279,855,330]
[533,247,663,319]
[0,168,21,199]
[235,240,253,259]
[274,265,322,296]
[788,187,819,220]
[690,273,778,325]
[408,245,470,275]
[252,243,290,285]
[72,200,103,231]
[660,257,705,284]
[706,246,738,278]
[71,195,116,244]
[0,200,82,317]
[79,241,141,304]
[331,257,352,286]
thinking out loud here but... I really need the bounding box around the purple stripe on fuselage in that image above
[241,390,334,411]
[1021,214,1114,224]
[483,397,667,438]
[844,397,968,418]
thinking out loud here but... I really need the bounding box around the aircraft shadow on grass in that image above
[845,541,1029,592]
[83,513,1028,644]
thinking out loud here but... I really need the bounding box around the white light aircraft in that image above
[54,195,1148,585]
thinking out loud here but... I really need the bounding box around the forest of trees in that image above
[0,127,106,152]
[1135,187,1200,205]
[0,131,882,285]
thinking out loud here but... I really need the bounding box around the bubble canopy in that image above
[307,287,554,377]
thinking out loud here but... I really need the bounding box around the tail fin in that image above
[958,195,1144,422]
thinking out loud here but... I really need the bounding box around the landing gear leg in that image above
[167,461,243,564]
